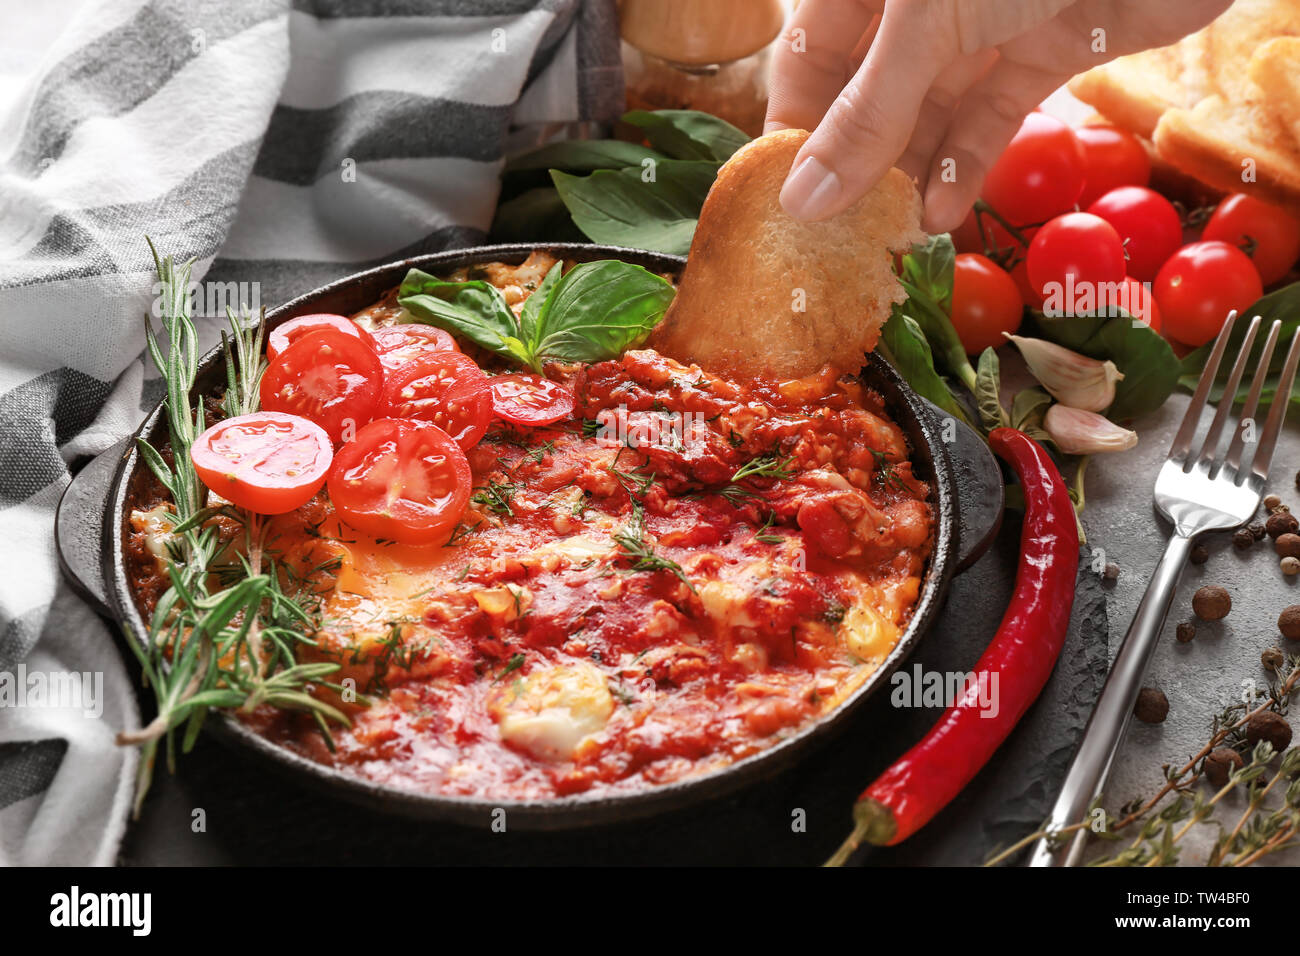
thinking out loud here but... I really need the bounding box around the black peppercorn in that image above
[1103,562,1120,581]
[1245,712,1292,753]
[1135,687,1169,724]
[1204,747,1244,787]
[1176,621,1196,643]
[1250,522,1267,540]
[1190,544,1209,564]
[1233,527,1254,550]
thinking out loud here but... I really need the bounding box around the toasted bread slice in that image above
[1068,43,1196,139]
[1250,36,1300,145]
[650,129,923,379]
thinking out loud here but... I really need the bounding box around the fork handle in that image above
[1027,532,1193,867]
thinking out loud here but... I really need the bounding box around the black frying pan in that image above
[56,243,1003,829]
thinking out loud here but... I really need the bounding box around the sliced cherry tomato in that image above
[981,113,1085,226]
[1202,193,1300,286]
[489,374,576,426]
[1087,186,1182,282]
[191,411,332,515]
[267,314,374,361]
[1154,240,1263,347]
[381,351,491,448]
[328,418,471,545]
[1026,212,1127,314]
[950,253,1024,354]
[371,324,460,373]
[260,329,384,445]
[1075,125,1151,208]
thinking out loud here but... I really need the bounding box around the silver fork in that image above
[1028,311,1300,867]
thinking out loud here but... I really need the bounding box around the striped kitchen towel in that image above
[0,0,622,866]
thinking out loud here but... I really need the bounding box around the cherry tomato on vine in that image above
[1075,125,1151,208]
[191,411,332,515]
[260,329,384,444]
[981,113,1085,226]
[1201,193,1300,286]
[1153,240,1263,347]
[381,350,492,449]
[1087,186,1183,282]
[267,314,374,361]
[371,324,460,373]
[328,418,471,545]
[1025,213,1127,311]
[950,253,1024,354]
[1121,276,1162,334]
[489,374,576,426]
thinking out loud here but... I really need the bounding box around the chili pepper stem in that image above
[824,798,898,866]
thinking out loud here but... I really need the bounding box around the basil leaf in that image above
[519,261,563,347]
[894,234,975,388]
[877,310,973,427]
[1034,312,1180,420]
[1178,281,1300,406]
[531,260,675,363]
[621,110,750,162]
[505,139,665,175]
[396,270,519,354]
[490,187,587,243]
[551,161,718,254]
[974,347,1009,432]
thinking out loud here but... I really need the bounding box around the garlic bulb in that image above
[1006,335,1123,412]
[1044,405,1138,455]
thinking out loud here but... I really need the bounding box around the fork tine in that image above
[1250,326,1300,482]
[1169,311,1238,460]
[1194,315,1260,467]
[1224,319,1281,476]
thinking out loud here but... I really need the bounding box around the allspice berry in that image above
[1135,687,1169,724]
[1266,511,1299,539]
[1233,527,1255,550]
[1264,493,1283,511]
[1203,747,1244,788]
[1192,585,1231,621]
[1262,646,1286,671]
[1276,533,1300,558]
[1190,544,1209,565]
[1245,711,1293,753]
[1103,562,1120,581]
[1279,605,1300,641]
[1283,556,1300,576]
[1250,522,1267,540]
[1176,621,1196,643]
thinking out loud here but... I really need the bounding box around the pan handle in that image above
[922,401,1004,574]
[55,439,128,618]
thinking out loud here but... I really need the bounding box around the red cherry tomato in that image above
[191,411,332,515]
[1026,213,1127,313]
[328,418,471,545]
[1075,125,1151,208]
[381,351,492,449]
[1153,240,1264,347]
[260,329,384,445]
[1120,276,1162,334]
[982,113,1086,226]
[1087,186,1183,282]
[267,314,374,361]
[950,254,1024,354]
[489,374,576,426]
[371,324,460,373]
[1201,193,1300,286]
[1009,257,1045,311]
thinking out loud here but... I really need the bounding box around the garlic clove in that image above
[1044,404,1138,455]
[1006,335,1123,412]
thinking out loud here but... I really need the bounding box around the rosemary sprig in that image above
[731,453,795,483]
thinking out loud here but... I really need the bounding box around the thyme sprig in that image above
[118,241,349,816]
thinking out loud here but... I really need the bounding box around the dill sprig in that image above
[118,240,348,817]
[471,479,518,515]
[731,453,795,483]
[610,507,695,594]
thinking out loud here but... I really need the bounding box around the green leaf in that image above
[531,260,676,363]
[1034,312,1180,420]
[504,139,665,174]
[396,270,520,354]
[1177,281,1300,407]
[1009,386,1055,447]
[975,347,1009,432]
[621,109,750,162]
[877,310,972,426]
[551,161,718,254]
[894,234,976,389]
[489,187,587,243]
[519,260,563,347]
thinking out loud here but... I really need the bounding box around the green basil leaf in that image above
[505,139,665,174]
[899,233,957,309]
[1034,312,1180,420]
[519,261,563,347]
[877,310,973,427]
[621,110,750,162]
[490,187,587,243]
[974,347,1009,432]
[551,161,718,254]
[1178,281,1300,406]
[894,237,975,389]
[531,260,675,364]
[396,269,519,354]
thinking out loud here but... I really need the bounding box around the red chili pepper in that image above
[827,427,1078,863]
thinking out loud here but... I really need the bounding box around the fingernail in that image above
[780,155,841,221]
[921,182,962,234]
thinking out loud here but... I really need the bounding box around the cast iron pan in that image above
[57,243,1004,829]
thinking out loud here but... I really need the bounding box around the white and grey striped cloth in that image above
[0,0,621,865]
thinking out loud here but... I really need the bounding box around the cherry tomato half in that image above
[489,374,576,426]
[1153,241,1263,347]
[1087,186,1183,282]
[381,351,492,449]
[328,418,471,545]
[191,411,332,515]
[1202,193,1300,286]
[950,254,1024,354]
[267,314,374,361]
[260,329,384,445]
[1075,125,1151,208]
[1026,212,1127,312]
[371,324,460,373]
[981,113,1085,226]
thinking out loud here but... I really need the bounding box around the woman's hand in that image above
[766,0,1232,231]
